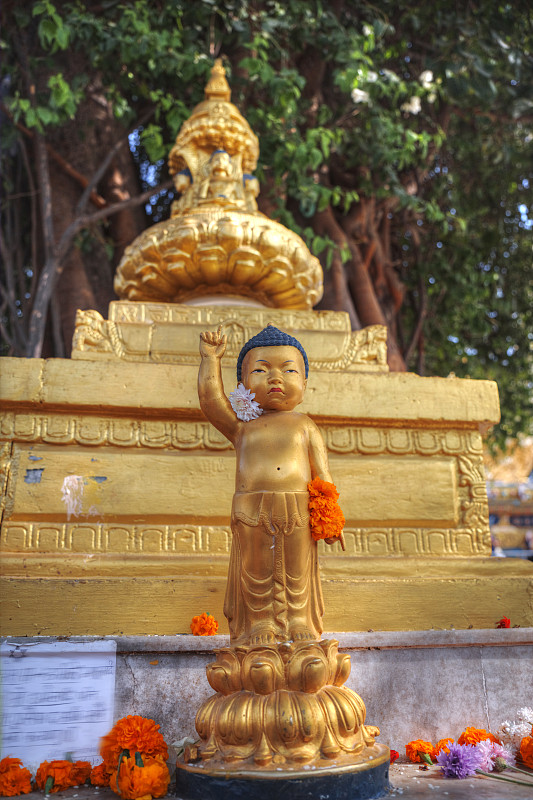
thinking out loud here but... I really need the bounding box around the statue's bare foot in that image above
[249,626,278,645]
[290,627,316,641]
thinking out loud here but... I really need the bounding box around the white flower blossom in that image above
[498,707,533,751]
[419,70,434,89]
[401,96,422,115]
[382,69,400,83]
[352,88,370,104]
[228,383,263,421]
[358,69,378,83]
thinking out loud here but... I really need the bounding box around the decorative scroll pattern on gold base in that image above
[195,640,378,765]
[0,415,483,454]
[0,416,491,558]
[1,521,490,558]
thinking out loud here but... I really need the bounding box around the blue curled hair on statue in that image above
[236,324,309,382]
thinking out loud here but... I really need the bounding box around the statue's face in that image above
[210,151,231,176]
[242,345,307,412]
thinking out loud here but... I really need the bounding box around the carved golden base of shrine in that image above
[192,639,379,766]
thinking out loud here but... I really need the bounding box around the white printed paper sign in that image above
[1,640,116,774]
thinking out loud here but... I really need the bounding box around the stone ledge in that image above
[4,628,532,651]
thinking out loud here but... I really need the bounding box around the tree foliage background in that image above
[1,0,532,448]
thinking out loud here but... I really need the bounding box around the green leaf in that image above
[116,749,130,792]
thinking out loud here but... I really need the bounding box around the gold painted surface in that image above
[4,446,458,528]
[177,742,390,778]
[0,323,519,638]
[72,304,388,372]
[2,558,532,634]
[113,61,323,309]
[0,357,500,428]
[0,357,496,568]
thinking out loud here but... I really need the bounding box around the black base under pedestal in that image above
[175,748,390,800]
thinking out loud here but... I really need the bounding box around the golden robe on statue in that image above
[225,491,324,645]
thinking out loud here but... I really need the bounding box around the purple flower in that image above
[437,742,482,779]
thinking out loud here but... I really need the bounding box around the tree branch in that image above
[0,104,107,209]
[404,275,428,366]
[25,180,173,358]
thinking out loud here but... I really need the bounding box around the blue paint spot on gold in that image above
[28,455,43,461]
[24,468,44,484]
[89,476,107,483]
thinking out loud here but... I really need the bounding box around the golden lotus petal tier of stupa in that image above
[114,59,323,310]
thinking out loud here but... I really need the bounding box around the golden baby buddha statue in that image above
[199,323,341,648]
[176,324,389,798]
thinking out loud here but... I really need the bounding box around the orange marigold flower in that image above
[100,717,169,771]
[34,760,91,793]
[520,736,533,769]
[90,763,111,787]
[434,738,454,756]
[190,612,219,636]
[405,740,435,763]
[0,758,32,796]
[110,755,170,800]
[307,477,345,541]
[458,727,500,746]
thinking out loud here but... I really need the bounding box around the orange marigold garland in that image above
[190,613,218,636]
[307,477,345,541]
[520,735,533,769]
[100,716,169,770]
[34,760,91,794]
[110,754,170,800]
[0,758,32,797]
[90,762,111,787]
[458,727,500,746]
[405,739,436,764]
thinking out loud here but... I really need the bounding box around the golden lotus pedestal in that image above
[175,639,390,799]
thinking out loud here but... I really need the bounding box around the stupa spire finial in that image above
[204,57,231,102]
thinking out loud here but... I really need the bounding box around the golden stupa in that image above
[114,59,322,310]
[0,60,531,642]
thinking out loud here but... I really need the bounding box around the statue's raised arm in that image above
[198,326,241,443]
